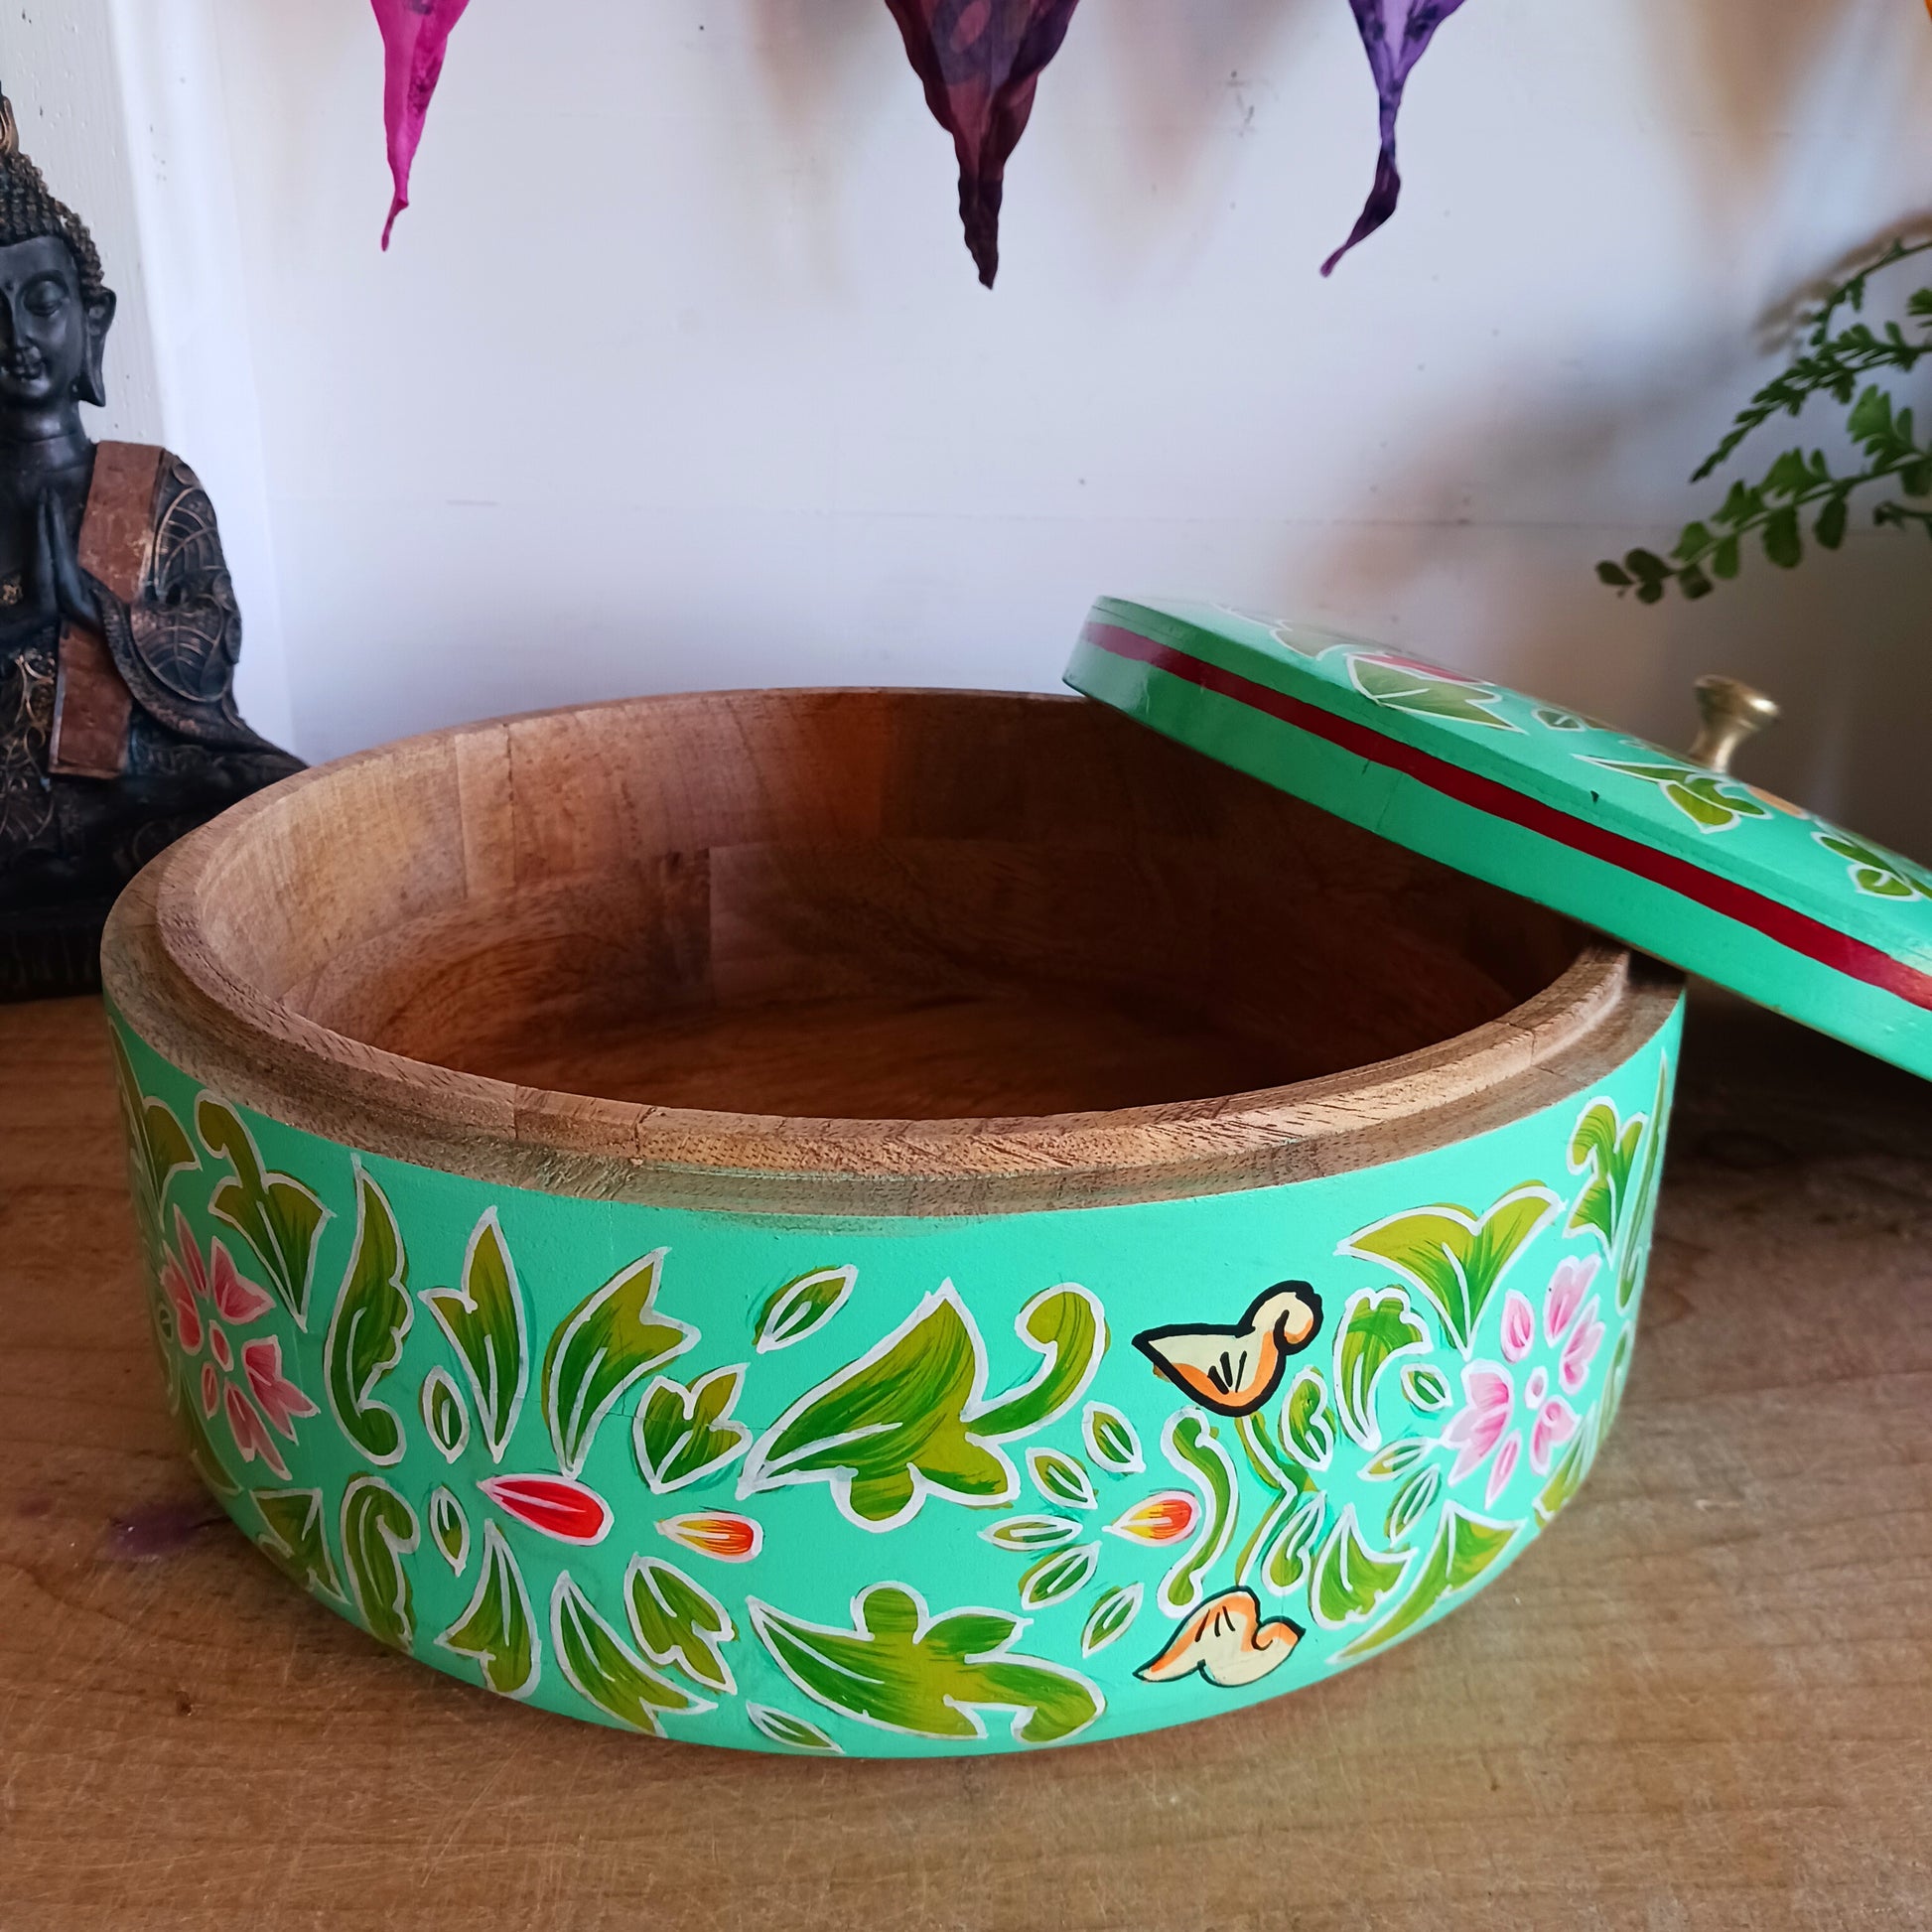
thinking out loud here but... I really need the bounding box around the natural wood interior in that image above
[175,690,1585,1121]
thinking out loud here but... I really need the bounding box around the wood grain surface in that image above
[3,990,1930,1931]
[104,689,1674,1214]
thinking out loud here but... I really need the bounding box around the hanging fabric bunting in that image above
[371,0,473,248]
[1322,0,1467,276]
[881,0,1084,288]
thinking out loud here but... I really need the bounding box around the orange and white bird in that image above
[1132,1282,1322,1417]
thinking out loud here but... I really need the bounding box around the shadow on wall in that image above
[1311,228,1932,855]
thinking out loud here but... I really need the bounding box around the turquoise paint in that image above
[113,997,1679,1756]
[1068,596,1932,1083]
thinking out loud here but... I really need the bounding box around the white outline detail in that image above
[477,1473,614,1546]
[1018,1541,1100,1609]
[633,1364,752,1494]
[1157,1409,1239,1619]
[436,1521,541,1701]
[194,1089,330,1330]
[323,1162,413,1467]
[745,1581,1105,1747]
[551,1571,714,1735]
[429,1485,471,1576]
[1080,1582,1145,1659]
[419,1207,530,1464]
[1026,1447,1097,1511]
[754,1265,857,1353]
[1282,1366,1335,1469]
[251,1484,347,1606]
[341,1473,419,1647]
[655,1511,764,1564]
[1081,1401,1144,1475]
[1309,1503,1416,1632]
[421,1366,470,1465]
[625,1555,739,1697]
[746,1703,842,1752]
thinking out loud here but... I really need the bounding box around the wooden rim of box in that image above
[101,691,1684,1218]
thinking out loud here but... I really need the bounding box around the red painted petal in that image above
[371,0,474,247]
[656,1511,763,1563]
[208,1242,273,1324]
[882,0,1084,286]
[479,1473,613,1546]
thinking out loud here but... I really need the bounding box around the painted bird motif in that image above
[1133,1283,1322,1418]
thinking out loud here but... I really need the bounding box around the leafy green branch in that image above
[1599,238,1932,603]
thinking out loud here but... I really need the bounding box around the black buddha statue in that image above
[0,92,300,999]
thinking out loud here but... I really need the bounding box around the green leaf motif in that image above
[111,1030,197,1246]
[1816,830,1932,900]
[1534,705,1588,732]
[1584,759,1769,835]
[1283,1368,1335,1468]
[633,1365,751,1494]
[420,1208,528,1462]
[754,1265,857,1353]
[1347,653,1520,731]
[746,1703,841,1752]
[430,1486,471,1574]
[1342,1183,1559,1357]
[626,1556,738,1695]
[1617,1056,1673,1312]
[1330,1288,1430,1449]
[1019,1542,1099,1609]
[1385,1466,1442,1545]
[1340,1505,1517,1659]
[1081,1583,1144,1658]
[1532,1420,1596,1528]
[1159,1410,1239,1618]
[342,1474,418,1651]
[1027,1447,1096,1511]
[421,1367,469,1463]
[541,1249,695,1479]
[1363,1437,1428,1481]
[739,1283,1104,1532]
[1310,1505,1412,1630]
[172,1360,240,1496]
[254,1486,345,1603]
[1256,1492,1325,1596]
[438,1521,539,1698]
[748,1583,1103,1747]
[1567,1099,1645,1251]
[196,1094,328,1328]
[324,1165,413,1466]
[981,1514,1082,1553]
[552,1572,707,1735]
[1082,1401,1143,1474]
[1400,1363,1451,1414]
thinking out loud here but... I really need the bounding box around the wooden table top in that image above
[3,991,1929,1931]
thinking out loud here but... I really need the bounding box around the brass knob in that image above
[1688,675,1779,774]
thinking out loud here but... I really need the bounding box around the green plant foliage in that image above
[1158,1411,1238,1616]
[429,1486,470,1575]
[1340,1505,1517,1659]
[324,1165,413,1466]
[1342,1184,1558,1357]
[1599,237,1932,600]
[1081,1584,1144,1658]
[1310,1505,1412,1629]
[746,1704,841,1752]
[1567,1100,1646,1250]
[1347,654,1518,730]
[111,1031,197,1251]
[1082,1402,1143,1474]
[633,1366,751,1494]
[1027,1447,1097,1511]
[1384,1466,1442,1546]
[421,1367,469,1462]
[754,1265,856,1353]
[1330,1289,1431,1449]
[342,1473,418,1651]
[740,1285,1102,1531]
[981,1514,1083,1553]
[1400,1363,1451,1414]
[173,1361,240,1497]
[197,1095,327,1327]
[1617,1058,1672,1312]
[625,1558,738,1696]
[254,1486,345,1603]
[1257,1491,1326,1596]
[1816,830,1932,900]
[438,1521,538,1698]
[1583,759,1770,834]
[541,1250,694,1479]
[1283,1368,1335,1468]
[420,1209,527,1462]
[1019,1542,1100,1609]
[1362,1437,1428,1481]
[747,1584,1102,1746]
[553,1574,707,1734]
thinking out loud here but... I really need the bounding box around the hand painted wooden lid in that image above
[1067,596,1932,1082]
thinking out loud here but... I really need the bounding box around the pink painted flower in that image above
[1440,1251,1609,1502]
[242,1337,319,1442]
[157,1209,312,1482]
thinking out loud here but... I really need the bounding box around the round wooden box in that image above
[102,688,1682,1756]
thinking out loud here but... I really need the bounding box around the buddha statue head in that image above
[0,95,115,435]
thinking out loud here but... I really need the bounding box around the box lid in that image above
[1067,595,1932,1082]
